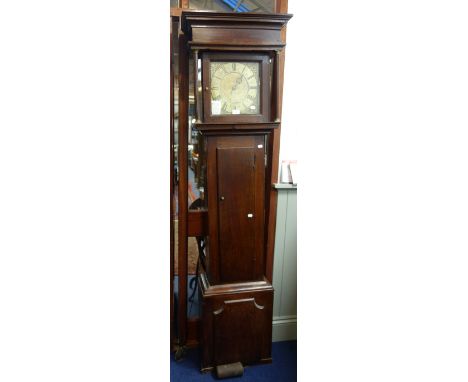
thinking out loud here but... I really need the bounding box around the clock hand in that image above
[232,76,243,91]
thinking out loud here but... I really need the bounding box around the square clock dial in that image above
[210,61,260,115]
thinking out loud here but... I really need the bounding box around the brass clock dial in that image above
[210,61,260,115]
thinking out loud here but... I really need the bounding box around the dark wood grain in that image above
[199,271,273,370]
[177,31,189,346]
[175,7,292,369]
[181,11,292,50]
[170,18,175,350]
[187,209,208,237]
[265,15,288,283]
[193,27,282,47]
[213,298,262,365]
[205,135,266,284]
[273,50,281,122]
[199,272,273,297]
[205,135,219,283]
[186,317,201,348]
[217,146,256,282]
[189,44,285,51]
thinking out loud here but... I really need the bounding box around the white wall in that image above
[278,4,301,171]
[272,186,297,342]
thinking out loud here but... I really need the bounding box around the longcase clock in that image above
[181,10,292,372]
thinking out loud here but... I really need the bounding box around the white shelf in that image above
[273,183,297,190]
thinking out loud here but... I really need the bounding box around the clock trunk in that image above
[205,134,266,284]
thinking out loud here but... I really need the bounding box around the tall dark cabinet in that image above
[180,11,292,371]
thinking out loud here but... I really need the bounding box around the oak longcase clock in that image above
[181,10,292,373]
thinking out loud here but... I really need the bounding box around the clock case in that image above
[180,10,292,372]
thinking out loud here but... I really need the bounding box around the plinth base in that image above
[199,272,274,371]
